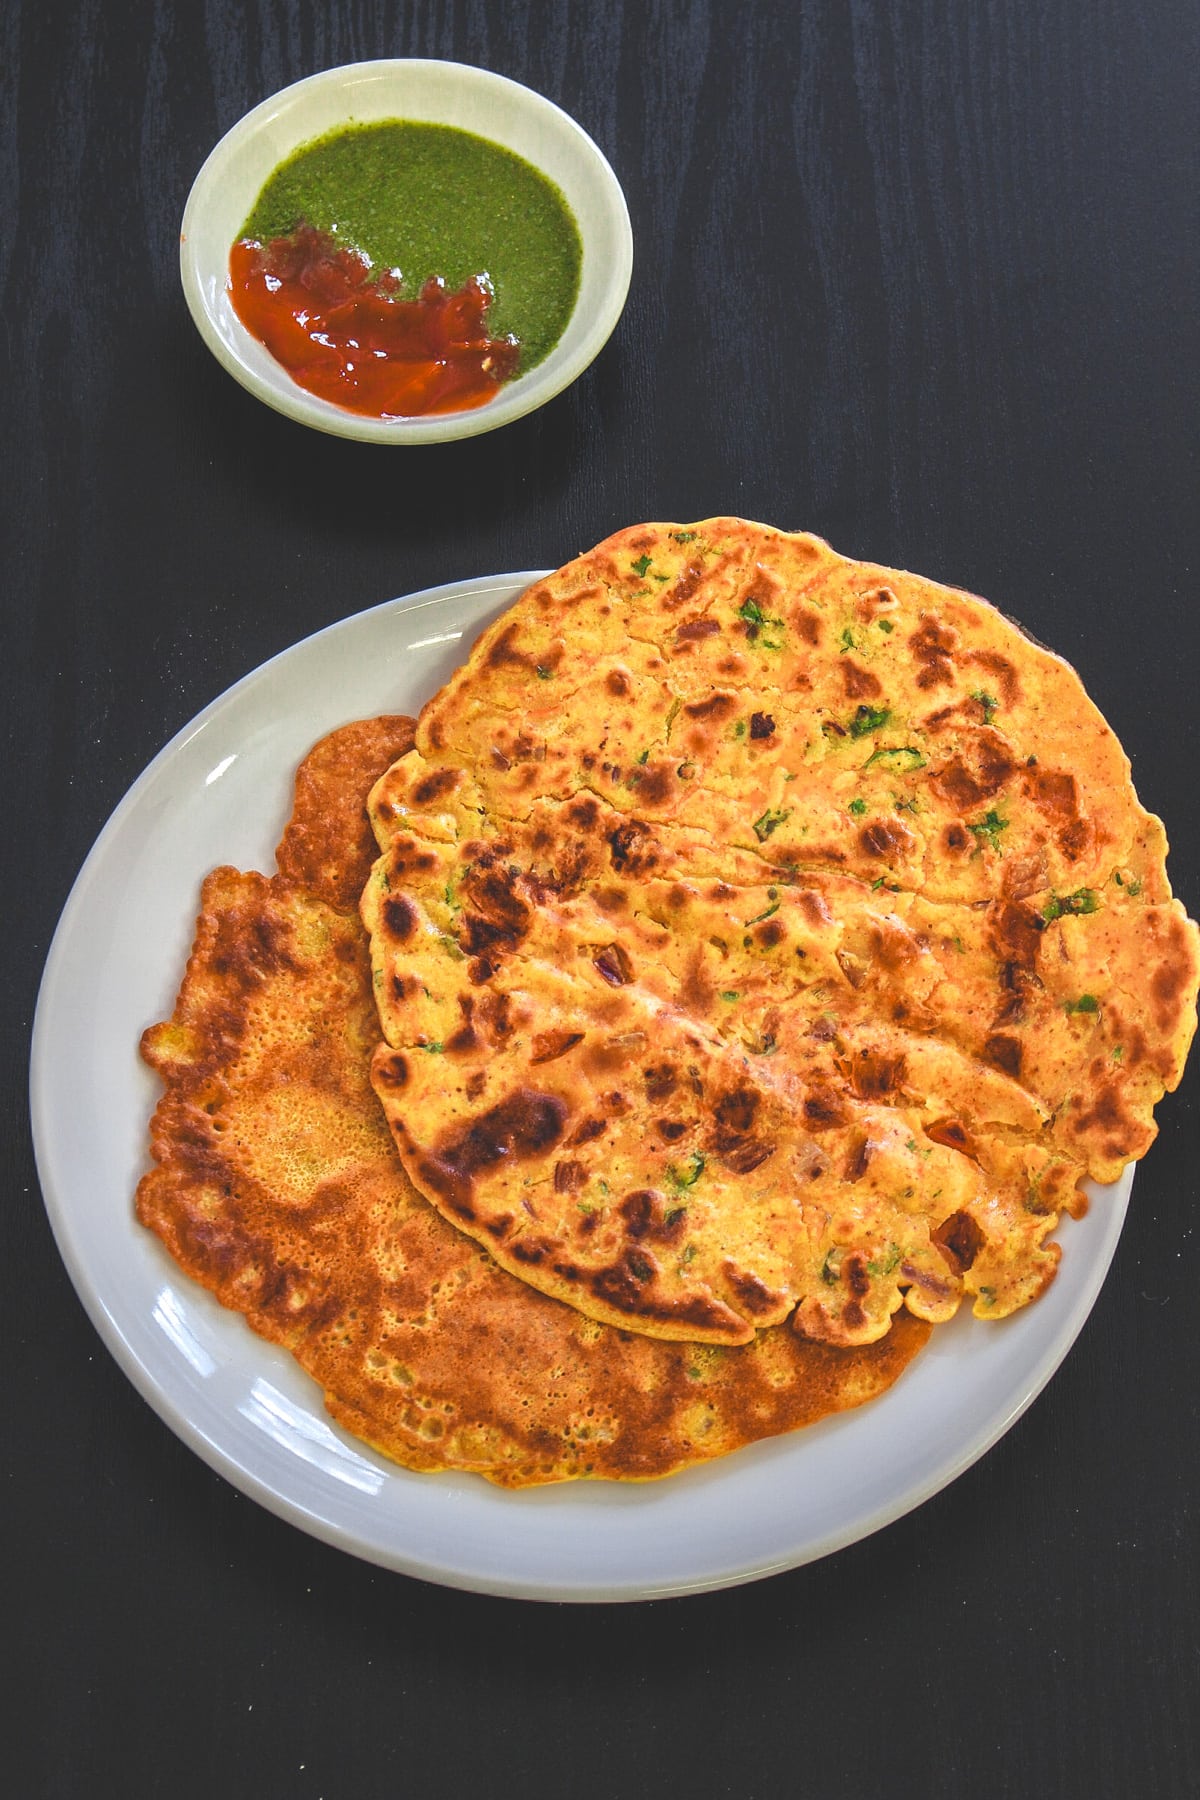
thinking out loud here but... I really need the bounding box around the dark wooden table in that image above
[7,2,1198,1794]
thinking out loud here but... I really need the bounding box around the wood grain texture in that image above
[4,1,1198,1796]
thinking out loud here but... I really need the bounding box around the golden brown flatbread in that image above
[275,712,417,907]
[362,521,1200,1348]
[135,715,928,1486]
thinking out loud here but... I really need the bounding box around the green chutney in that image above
[239,121,582,371]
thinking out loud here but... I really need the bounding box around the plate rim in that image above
[29,571,1133,1603]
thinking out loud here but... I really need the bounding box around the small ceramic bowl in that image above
[179,60,633,443]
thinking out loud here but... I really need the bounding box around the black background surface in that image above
[5,2,1199,1795]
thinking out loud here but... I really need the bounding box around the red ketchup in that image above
[229,225,521,418]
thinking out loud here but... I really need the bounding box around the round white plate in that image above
[31,573,1132,1603]
[180,61,633,443]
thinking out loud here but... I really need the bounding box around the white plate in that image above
[31,573,1132,1603]
[180,61,633,443]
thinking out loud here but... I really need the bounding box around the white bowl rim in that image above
[179,59,633,443]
